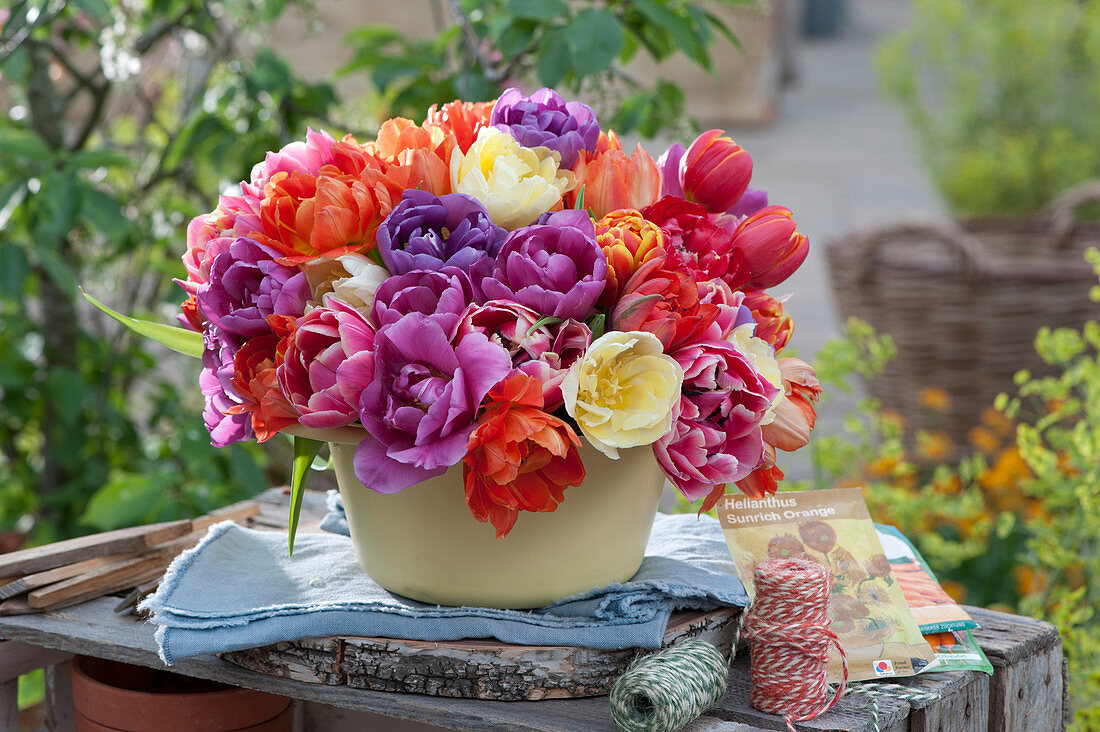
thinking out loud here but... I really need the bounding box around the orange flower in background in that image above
[463,373,586,538]
[594,209,665,308]
[425,99,494,153]
[980,406,1014,436]
[978,446,1032,496]
[968,426,1001,455]
[742,289,793,353]
[225,334,300,442]
[915,430,951,462]
[916,386,951,413]
[568,141,661,218]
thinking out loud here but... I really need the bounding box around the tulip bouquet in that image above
[176,87,818,539]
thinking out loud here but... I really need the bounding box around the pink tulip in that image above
[680,129,752,213]
[729,205,808,289]
[277,298,375,429]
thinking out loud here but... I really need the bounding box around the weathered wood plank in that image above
[0,640,73,682]
[0,598,622,731]
[43,662,73,732]
[909,671,989,732]
[0,501,261,579]
[221,608,739,701]
[0,554,128,601]
[967,605,1064,731]
[1,678,18,732]
[0,598,1069,732]
[0,520,195,578]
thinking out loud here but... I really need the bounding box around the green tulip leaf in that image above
[82,289,203,358]
[289,437,324,557]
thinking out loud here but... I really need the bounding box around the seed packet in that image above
[921,629,994,675]
[874,524,978,634]
[715,487,935,683]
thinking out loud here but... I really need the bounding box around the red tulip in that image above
[730,205,808,289]
[680,129,752,213]
[225,333,300,442]
[611,256,720,351]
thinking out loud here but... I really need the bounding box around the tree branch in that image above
[447,0,509,83]
[0,0,68,66]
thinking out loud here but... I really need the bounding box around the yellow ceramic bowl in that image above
[288,425,665,609]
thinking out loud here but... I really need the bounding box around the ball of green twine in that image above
[609,639,729,732]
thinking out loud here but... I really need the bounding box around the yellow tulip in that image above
[449,128,573,229]
[561,331,683,458]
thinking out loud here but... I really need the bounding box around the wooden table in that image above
[0,491,1067,731]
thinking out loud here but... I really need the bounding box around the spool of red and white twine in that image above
[740,557,848,732]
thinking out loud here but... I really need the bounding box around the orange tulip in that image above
[369,118,456,195]
[424,99,494,153]
[594,209,665,308]
[762,358,820,452]
[257,165,400,264]
[463,373,586,538]
[734,445,784,500]
[680,129,752,213]
[742,289,793,353]
[568,143,660,219]
[225,333,300,442]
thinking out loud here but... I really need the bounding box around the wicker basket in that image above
[824,181,1100,449]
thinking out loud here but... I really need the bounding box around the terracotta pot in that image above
[288,425,666,609]
[70,656,292,732]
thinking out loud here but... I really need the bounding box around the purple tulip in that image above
[728,187,769,219]
[657,143,686,198]
[491,87,600,169]
[480,210,607,321]
[369,267,475,337]
[197,237,310,339]
[353,312,512,494]
[457,300,592,411]
[377,190,507,276]
[200,328,253,447]
[278,298,376,430]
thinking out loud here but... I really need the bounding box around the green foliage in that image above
[877,0,1100,217]
[0,0,337,540]
[796,257,1100,725]
[339,0,747,136]
[18,669,44,711]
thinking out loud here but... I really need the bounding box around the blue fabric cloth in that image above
[139,510,748,665]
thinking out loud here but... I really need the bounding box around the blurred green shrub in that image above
[809,259,1100,725]
[877,0,1100,218]
[339,0,747,137]
[0,0,341,540]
